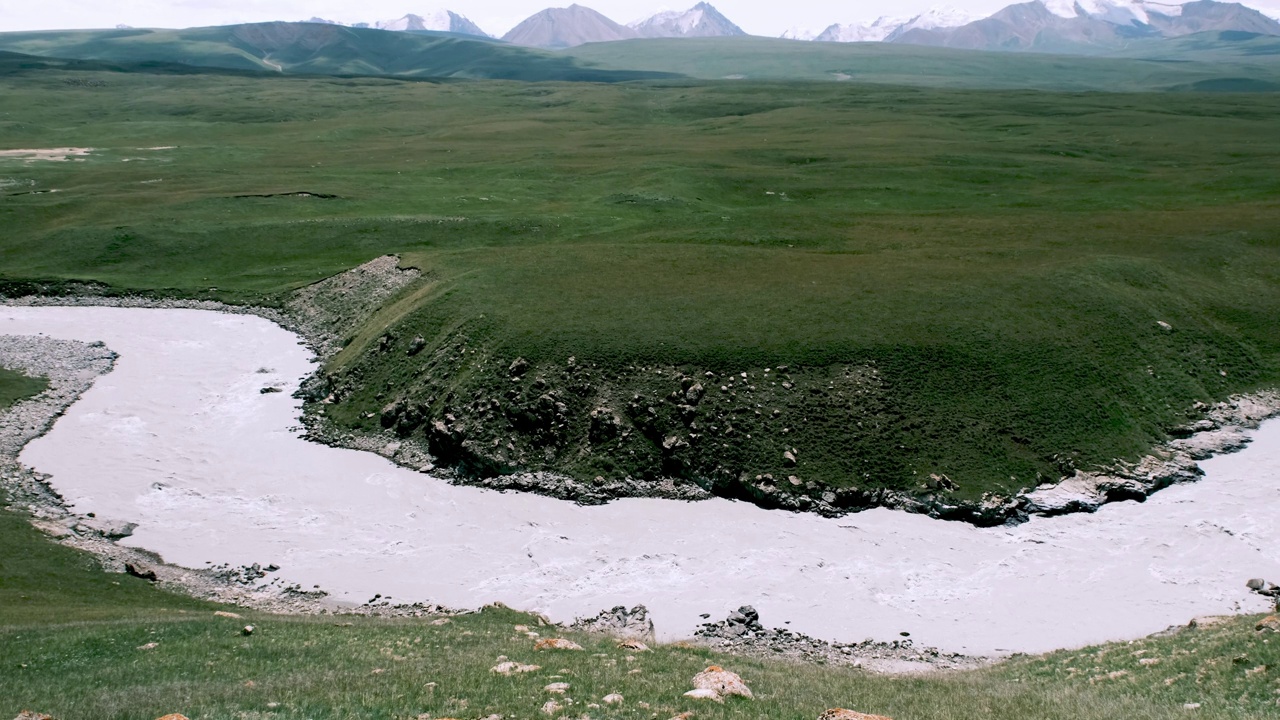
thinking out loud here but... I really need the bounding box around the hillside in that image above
[0,23,675,82]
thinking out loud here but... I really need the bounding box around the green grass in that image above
[2,501,1278,719]
[562,34,1280,90]
[0,368,47,410]
[0,62,1278,500]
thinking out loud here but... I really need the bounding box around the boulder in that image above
[407,336,426,356]
[573,599,655,638]
[1256,615,1280,633]
[13,712,56,720]
[544,682,570,694]
[818,711,894,720]
[534,638,584,651]
[1247,578,1267,591]
[491,661,541,674]
[602,693,624,704]
[125,562,158,582]
[683,688,724,702]
[691,665,753,699]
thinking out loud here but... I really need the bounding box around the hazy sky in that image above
[2,0,1278,38]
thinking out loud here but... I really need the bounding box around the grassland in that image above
[1,57,1279,506]
[3,500,1279,719]
[562,33,1280,90]
[0,368,47,410]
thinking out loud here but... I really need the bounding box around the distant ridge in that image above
[785,0,1280,52]
[0,22,678,82]
[502,4,638,48]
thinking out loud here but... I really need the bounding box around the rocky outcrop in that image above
[571,604,655,641]
[285,255,420,359]
[694,606,982,673]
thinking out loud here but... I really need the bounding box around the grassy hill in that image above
[0,62,1278,509]
[562,34,1280,91]
[0,23,677,82]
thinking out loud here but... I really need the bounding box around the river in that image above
[2,305,1277,655]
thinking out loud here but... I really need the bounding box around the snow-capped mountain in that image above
[375,11,489,36]
[629,2,746,38]
[808,7,980,43]
[891,1,1280,51]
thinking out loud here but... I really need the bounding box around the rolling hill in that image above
[0,22,675,82]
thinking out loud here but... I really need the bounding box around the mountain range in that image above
[306,1,1278,51]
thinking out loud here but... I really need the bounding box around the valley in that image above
[2,4,1280,718]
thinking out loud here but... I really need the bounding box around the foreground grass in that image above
[1,64,1279,499]
[2,502,1278,720]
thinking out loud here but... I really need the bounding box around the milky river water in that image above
[3,306,1277,655]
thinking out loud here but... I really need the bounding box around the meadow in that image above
[1,54,1279,501]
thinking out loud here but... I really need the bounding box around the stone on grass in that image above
[544,682,570,694]
[1256,615,1280,633]
[683,688,724,702]
[155,716,191,720]
[602,693,623,704]
[491,661,541,675]
[13,712,55,720]
[137,642,159,651]
[242,625,256,636]
[618,639,650,652]
[818,710,894,720]
[540,700,562,715]
[213,611,242,619]
[691,665,753,699]
[535,638,584,651]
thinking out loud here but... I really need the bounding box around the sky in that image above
[1,0,1279,39]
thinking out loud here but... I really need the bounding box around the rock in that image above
[488,661,540,676]
[155,716,190,720]
[540,700,562,715]
[683,688,723,702]
[241,625,256,636]
[691,665,753,699]
[1247,578,1267,591]
[783,450,797,467]
[1183,703,1201,710]
[137,642,159,650]
[509,358,529,377]
[544,682,570,694]
[1255,615,1280,633]
[125,562,158,582]
[685,383,704,403]
[618,639,650,652]
[14,711,56,720]
[491,661,541,674]
[407,336,426,356]
[213,611,242,619]
[602,693,623,704]
[534,638,584,651]
[818,711,894,720]
[572,605,655,641]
